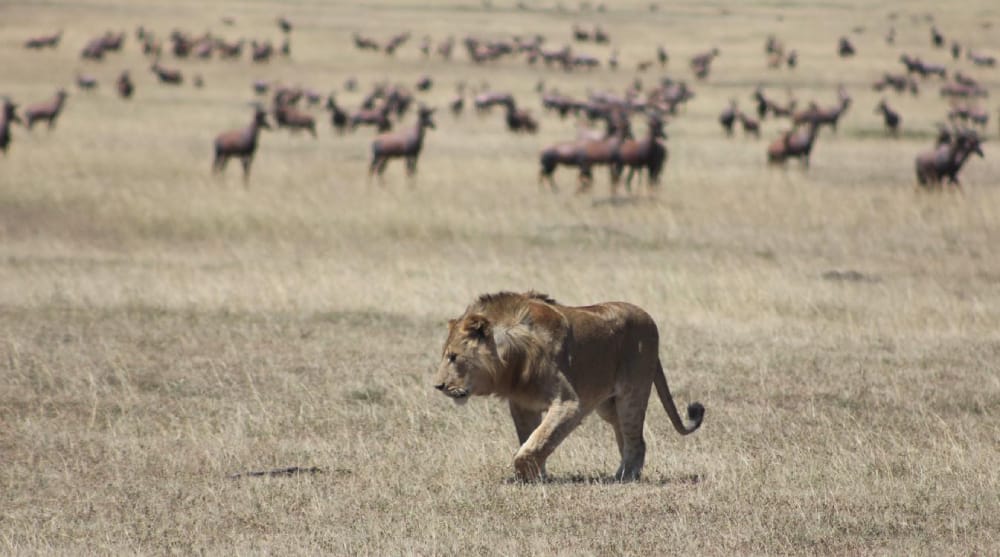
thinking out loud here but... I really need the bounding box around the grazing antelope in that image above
[618,113,667,193]
[875,99,901,136]
[738,111,760,138]
[915,128,984,188]
[368,106,435,182]
[25,31,62,49]
[657,45,668,67]
[76,74,98,91]
[325,95,348,134]
[967,50,996,67]
[117,70,134,99]
[24,89,68,130]
[212,105,271,185]
[151,60,183,84]
[1,99,22,154]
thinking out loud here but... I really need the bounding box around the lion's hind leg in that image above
[612,385,652,482]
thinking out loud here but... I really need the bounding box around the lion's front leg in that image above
[513,398,584,482]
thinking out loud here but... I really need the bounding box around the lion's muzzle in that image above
[435,383,470,404]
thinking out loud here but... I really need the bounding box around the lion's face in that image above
[434,314,499,404]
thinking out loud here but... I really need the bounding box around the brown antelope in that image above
[618,113,667,193]
[967,50,996,67]
[273,103,316,137]
[915,128,984,188]
[838,37,855,57]
[793,94,850,133]
[689,47,719,79]
[76,74,98,91]
[875,99,901,136]
[753,86,796,119]
[538,113,625,192]
[350,103,392,132]
[719,100,737,136]
[900,54,946,78]
[325,95,348,134]
[738,111,760,138]
[1,99,22,154]
[502,98,537,133]
[212,105,271,184]
[368,106,435,182]
[117,70,134,99]
[767,121,820,167]
[24,89,68,130]
[25,31,62,49]
[151,60,183,84]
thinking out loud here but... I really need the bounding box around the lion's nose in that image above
[434,383,446,391]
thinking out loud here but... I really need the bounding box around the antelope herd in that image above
[3,11,995,193]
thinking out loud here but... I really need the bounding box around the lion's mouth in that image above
[442,388,469,404]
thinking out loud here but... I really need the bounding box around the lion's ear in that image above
[447,318,457,330]
[462,314,492,340]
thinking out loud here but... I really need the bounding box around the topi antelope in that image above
[501,98,537,134]
[76,74,98,91]
[719,100,737,136]
[325,95,348,134]
[368,105,435,182]
[25,31,62,49]
[151,60,182,85]
[24,89,68,130]
[1,99,22,154]
[618,112,667,193]
[767,121,821,167]
[117,70,134,99]
[915,128,984,188]
[212,105,271,185]
[738,111,760,138]
[272,98,316,138]
[875,99,901,136]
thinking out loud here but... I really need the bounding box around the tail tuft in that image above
[687,402,705,425]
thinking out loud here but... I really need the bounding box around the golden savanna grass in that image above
[2,0,999,554]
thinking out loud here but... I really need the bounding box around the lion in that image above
[434,291,704,482]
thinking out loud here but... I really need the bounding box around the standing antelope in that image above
[501,98,537,134]
[325,95,348,134]
[915,129,984,188]
[875,99,900,136]
[368,106,435,182]
[768,122,820,167]
[1,99,22,154]
[117,70,134,99]
[212,105,271,185]
[24,89,68,130]
[719,100,737,136]
[618,113,667,193]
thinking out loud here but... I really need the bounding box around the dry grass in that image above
[2,0,1000,554]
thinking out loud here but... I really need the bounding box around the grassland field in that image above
[1,0,1000,554]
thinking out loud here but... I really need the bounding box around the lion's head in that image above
[434,314,502,405]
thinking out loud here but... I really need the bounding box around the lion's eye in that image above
[447,353,457,363]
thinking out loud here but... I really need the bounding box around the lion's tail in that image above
[653,360,704,435]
